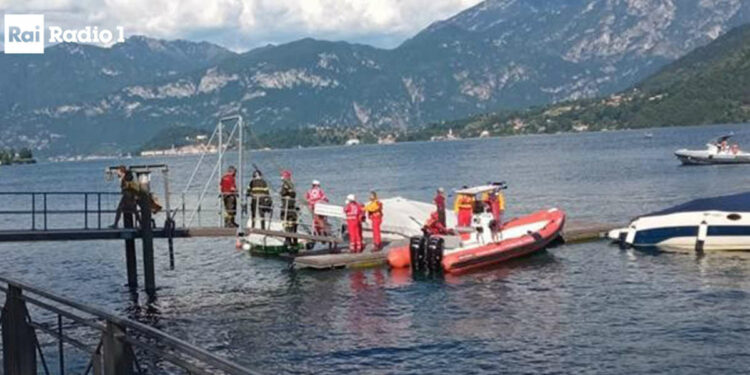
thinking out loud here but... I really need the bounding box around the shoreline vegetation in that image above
[0,148,36,166]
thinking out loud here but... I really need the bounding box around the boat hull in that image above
[387,209,565,274]
[675,149,750,165]
[608,211,750,252]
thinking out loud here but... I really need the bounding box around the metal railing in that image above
[0,275,258,375]
[0,192,121,230]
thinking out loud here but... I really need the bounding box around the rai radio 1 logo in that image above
[3,13,125,54]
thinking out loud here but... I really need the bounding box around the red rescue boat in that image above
[388,208,565,275]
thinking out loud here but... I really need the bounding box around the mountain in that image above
[0,36,235,111]
[428,22,750,138]
[3,0,750,155]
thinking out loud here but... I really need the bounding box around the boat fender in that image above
[696,221,708,253]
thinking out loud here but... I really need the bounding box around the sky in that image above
[0,0,483,51]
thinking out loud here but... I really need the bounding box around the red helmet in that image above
[281,170,292,179]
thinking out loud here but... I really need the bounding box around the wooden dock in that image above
[293,220,619,270]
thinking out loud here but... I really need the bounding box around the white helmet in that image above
[312,180,320,186]
[346,194,355,202]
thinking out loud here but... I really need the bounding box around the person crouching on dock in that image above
[220,166,238,228]
[345,194,364,253]
[365,191,383,251]
[110,165,140,229]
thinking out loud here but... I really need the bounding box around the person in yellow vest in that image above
[365,191,384,250]
[454,188,475,227]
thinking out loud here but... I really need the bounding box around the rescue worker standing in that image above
[110,165,140,228]
[364,191,383,251]
[247,170,272,229]
[220,166,238,228]
[279,170,299,247]
[345,194,364,253]
[306,180,329,236]
[454,190,474,227]
[434,187,446,227]
[487,189,505,241]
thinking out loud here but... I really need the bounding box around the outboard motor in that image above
[426,237,444,274]
[409,236,426,273]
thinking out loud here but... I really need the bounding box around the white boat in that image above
[608,192,750,252]
[675,134,750,165]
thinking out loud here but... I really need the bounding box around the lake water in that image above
[0,124,749,374]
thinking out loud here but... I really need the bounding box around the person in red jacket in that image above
[423,211,452,235]
[220,166,238,228]
[345,194,363,253]
[306,180,329,235]
[364,191,383,250]
[434,187,446,227]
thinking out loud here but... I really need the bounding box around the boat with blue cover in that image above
[608,192,750,252]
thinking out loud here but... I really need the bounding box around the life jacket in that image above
[247,178,270,196]
[220,173,236,194]
[345,202,362,221]
[455,194,474,211]
[306,187,328,207]
[365,199,383,220]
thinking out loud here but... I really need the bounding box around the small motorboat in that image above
[675,134,750,165]
[608,192,750,252]
[388,185,565,274]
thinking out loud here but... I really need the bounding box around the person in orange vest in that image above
[344,194,364,253]
[454,190,474,227]
[365,191,384,251]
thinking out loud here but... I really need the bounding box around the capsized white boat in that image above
[608,192,750,252]
[675,134,750,165]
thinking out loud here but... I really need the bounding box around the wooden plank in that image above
[293,240,406,270]
[294,251,389,270]
[561,220,620,244]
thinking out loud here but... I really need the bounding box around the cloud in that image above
[1,0,483,51]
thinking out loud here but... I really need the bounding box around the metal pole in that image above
[43,193,47,230]
[84,193,89,230]
[97,193,102,230]
[2,285,37,375]
[237,116,244,235]
[218,119,223,227]
[163,167,175,270]
[58,314,65,375]
[124,213,137,290]
[31,194,35,231]
[139,194,156,297]
[102,321,133,375]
